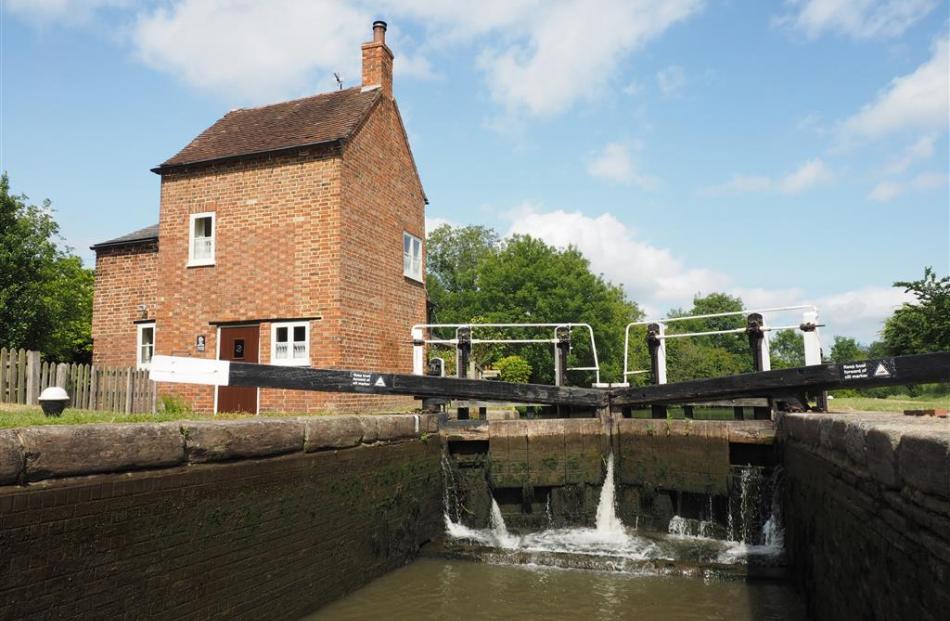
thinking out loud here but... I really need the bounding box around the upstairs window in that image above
[403,232,422,282]
[137,323,155,370]
[188,212,216,266]
[271,322,310,366]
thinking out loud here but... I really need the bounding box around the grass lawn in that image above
[828,394,950,413]
[0,403,379,429]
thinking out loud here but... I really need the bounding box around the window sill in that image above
[404,274,425,286]
[270,359,310,367]
[187,260,216,268]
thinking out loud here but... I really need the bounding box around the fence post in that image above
[55,363,69,390]
[25,351,41,405]
[125,369,133,414]
[89,368,98,411]
[0,348,7,403]
[16,349,27,404]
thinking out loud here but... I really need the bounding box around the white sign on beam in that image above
[149,355,231,386]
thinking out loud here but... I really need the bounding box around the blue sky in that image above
[2,0,948,343]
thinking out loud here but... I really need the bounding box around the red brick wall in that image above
[153,106,425,414]
[338,96,427,412]
[91,242,158,367]
[154,148,344,413]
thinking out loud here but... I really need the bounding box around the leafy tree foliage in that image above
[881,267,950,354]
[425,226,640,384]
[829,336,866,363]
[650,293,753,382]
[0,174,93,362]
[769,330,805,369]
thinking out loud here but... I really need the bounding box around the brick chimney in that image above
[361,20,393,98]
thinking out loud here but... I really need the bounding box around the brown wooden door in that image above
[217,326,259,414]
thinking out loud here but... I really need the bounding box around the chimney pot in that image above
[373,20,387,43]
[363,21,394,98]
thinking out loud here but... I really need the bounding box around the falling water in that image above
[594,454,625,540]
[443,453,663,561]
[440,453,462,524]
[489,499,519,549]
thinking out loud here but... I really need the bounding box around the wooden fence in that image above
[0,348,156,414]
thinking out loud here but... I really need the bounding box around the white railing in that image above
[411,322,602,385]
[622,305,823,385]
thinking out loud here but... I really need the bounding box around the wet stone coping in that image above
[0,414,438,486]
[778,410,950,501]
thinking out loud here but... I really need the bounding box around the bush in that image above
[494,355,532,383]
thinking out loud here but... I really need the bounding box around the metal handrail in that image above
[623,305,820,380]
[411,322,601,384]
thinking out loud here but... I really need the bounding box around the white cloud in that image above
[729,285,912,343]
[133,0,371,101]
[701,159,832,196]
[505,205,728,304]
[839,37,949,143]
[505,204,908,342]
[867,169,947,202]
[778,158,832,193]
[868,181,902,202]
[884,134,937,174]
[809,286,914,342]
[587,143,659,188]
[656,65,686,97]
[13,0,702,113]
[475,0,703,117]
[910,170,948,191]
[777,0,937,39]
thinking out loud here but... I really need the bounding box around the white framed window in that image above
[403,232,422,282]
[137,322,155,370]
[271,322,310,366]
[188,212,216,266]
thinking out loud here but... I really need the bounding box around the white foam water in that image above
[444,453,665,562]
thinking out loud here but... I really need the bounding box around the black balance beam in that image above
[225,361,609,408]
[610,352,950,408]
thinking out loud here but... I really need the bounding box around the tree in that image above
[881,267,950,354]
[769,330,805,369]
[425,227,640,384]
[425,224,498,323]
[0,173,93,362]
[829,336,866,364]
[656,293,752,381]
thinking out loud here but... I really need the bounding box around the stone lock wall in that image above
[779,412,950,621]
[443,418,776,530]
[0,415,442,620]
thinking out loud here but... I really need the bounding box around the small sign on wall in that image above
[196,335,206,352]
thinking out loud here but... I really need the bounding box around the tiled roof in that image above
[155,87,381,171]
[91,224,159,250]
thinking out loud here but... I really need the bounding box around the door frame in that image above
[215,324,260,416]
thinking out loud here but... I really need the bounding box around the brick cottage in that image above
[91,22,427,414]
